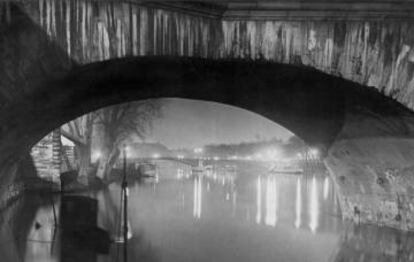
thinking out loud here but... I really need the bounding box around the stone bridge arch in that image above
[2,1,414,107]
[2,1,414,231]
[1,55,414,231]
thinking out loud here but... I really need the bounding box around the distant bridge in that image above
[134,157,205,167]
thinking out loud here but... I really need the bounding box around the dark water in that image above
[0,160,413,262]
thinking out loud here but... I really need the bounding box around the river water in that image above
[0,160,413,262]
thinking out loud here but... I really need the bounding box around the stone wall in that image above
[5,0,414,231]
[28,0,222,180]
[30,1,414,183]
[20,0,414,111]
[325,137,414,230]
[221,20,414,109]
[27,0,222,63]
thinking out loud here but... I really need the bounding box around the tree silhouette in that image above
[61,114,94,183]
[94,100,163,180]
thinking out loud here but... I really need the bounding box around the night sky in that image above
[147,98,293,149]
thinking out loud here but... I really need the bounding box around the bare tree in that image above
[94,100,162,180]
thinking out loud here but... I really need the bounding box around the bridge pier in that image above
[326,138,414,231]
[1,0,414,232]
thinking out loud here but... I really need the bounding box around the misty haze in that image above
[1,1,414,262]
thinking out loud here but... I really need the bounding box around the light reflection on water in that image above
[309,176,319,232]
[256,176,261,224]
[264,175,277,227]
[295,177,301,229]
[193,176,202,219]
[1,160,414,262]
[323,176,330,200]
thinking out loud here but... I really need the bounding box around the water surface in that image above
[0,160,413,262]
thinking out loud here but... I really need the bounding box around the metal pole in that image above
[122,146,128,262]
[50,196,57,227]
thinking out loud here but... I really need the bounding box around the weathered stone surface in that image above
[2,0,414,231]
[220,20,414,111]
[20,0,414,111]
[4,56,414,229]
[0,2,73,109]
[30,0,222,62]
[326,138,414,230]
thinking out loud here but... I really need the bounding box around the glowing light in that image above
[177,155,184,160]
[177,169,184,179]
[255,153,263,160]
[92,151,102,160]
[123,146,131,158]
[323,177,330,200]
[213,156,220,161]
[309,176,319,233]
[295,177,302,228]
[194,148,203,154]
[152,153,160,159]
[309,148,319,158]
[265,149,280,160]
[256,176,262,224]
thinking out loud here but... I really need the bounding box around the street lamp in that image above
[92,150,102,162]
[124,146,130,157]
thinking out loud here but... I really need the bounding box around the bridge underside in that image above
[1,0,414,231]
[0,56,413,230]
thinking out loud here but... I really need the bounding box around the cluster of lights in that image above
[194,148,203,154]
[192,153,283,162]
[264,149,280,160]
[309,148,319,158]
[297,148,320,160]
